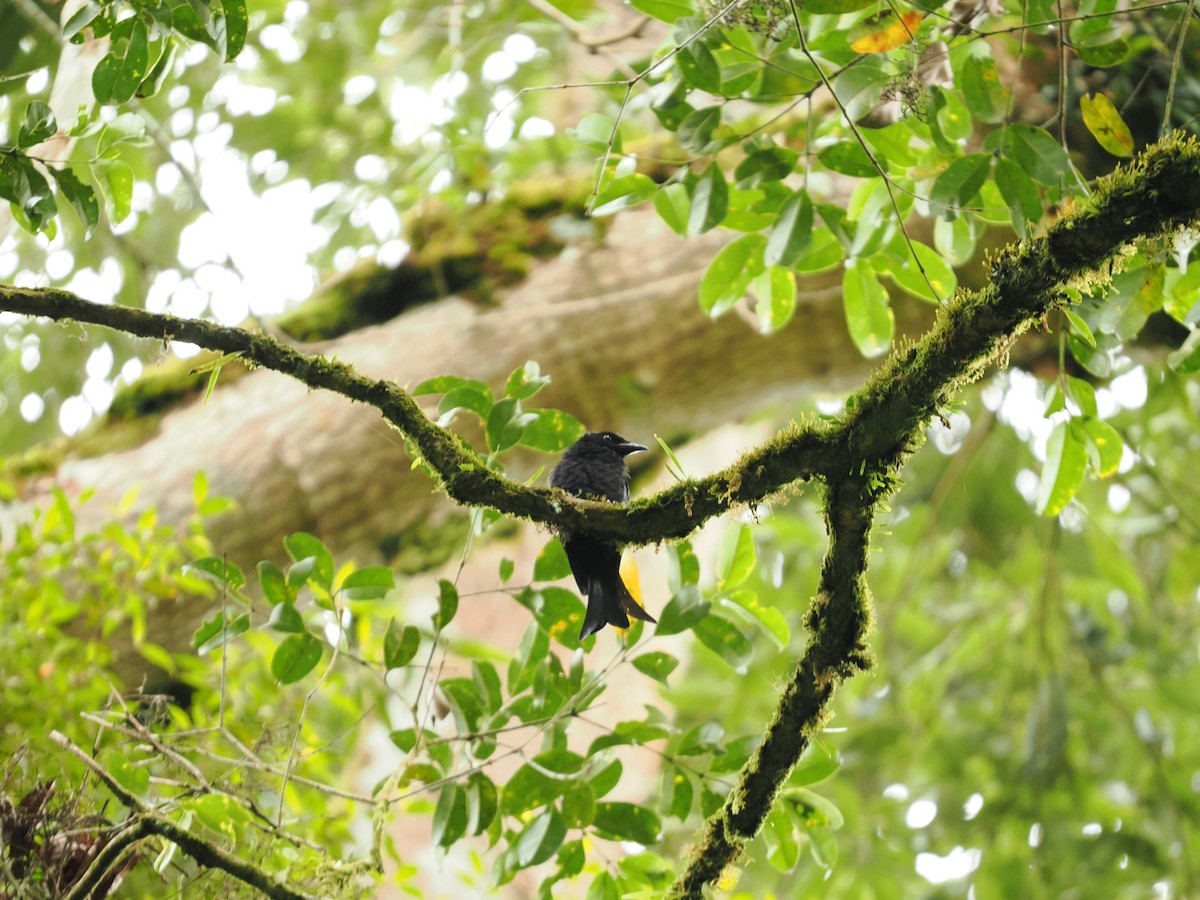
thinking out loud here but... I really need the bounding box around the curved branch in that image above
[669,475,877,897]
[4,136,1199,550]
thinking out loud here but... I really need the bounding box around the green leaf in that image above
[192,611,250,655]
[1079,417,1123,478]
[94,158,134,223]
[885,240,956,303]
[340,565,395,601]
[930,154,992,215]
[630,0,694,22]
[687,164,728,235]
[221,0,249,59]
[993,157,1043,236]
[723,589,790,650]
[765,189,813,268]
[18,102,56,148]
[1080,93,1134,158]
[1065,375,1098,417]
[677,721,724,756]
[678,42,721,94]
[414,374,491,398]
[383,618,421,669]
[434,579,458,630]
[502,752,581,815]
[561,783,597,829]
[654,183,691,236]
[791,741,841,786]
[184,556,246,591]
[283,532,334,592]
[666,767,694,820]
[734,146,798,188]
[766,808,800,871]
[794,227,845,274]
[521,408,585,451]
[508,623,550,694]
[63,2,103,41]
[717,523,756,588]
[1071,18,1130,68]
[677,106,721,154]
[504,361,550,400]
[587,872,621,900]
[52,167,100,237]
[466,772,499,835]
[267,601,306,634]
[593,173,657,216]
[632,651,679,684]
[592,802,662,844]
[438,678,485,732]
[987,124,1071,186]
[1064,308,1096,348]
[694,615,755,670]
[432,784,468,848]
[1037,420,1087,516]
[8,157,57,233]
[818,142,876,178]
[958,52,1008,124]
[486,397,535,453]
[271,633,323,684]
[751,266,797,333]
[843,257,894,357]
[257,561,289,606]
[188,793,250,839]
[569,113,616,152]
[698,233,766,317]
[516,811,567,867]
[92,17,150,104]
[534,539,573,582]
[98,113,148,156]
[437,385,493,423]
[654,585,710,636]
[105,750,150,796]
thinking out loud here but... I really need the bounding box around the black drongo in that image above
[549,431,657,639]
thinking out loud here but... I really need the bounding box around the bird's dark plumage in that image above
[550,431,657,640]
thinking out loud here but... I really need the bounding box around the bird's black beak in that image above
[617,442,648,457]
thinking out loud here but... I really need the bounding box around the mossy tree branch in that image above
[7,134,1200,897]
[3,136,1199,547]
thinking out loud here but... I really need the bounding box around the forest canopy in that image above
[2,0,1199,897]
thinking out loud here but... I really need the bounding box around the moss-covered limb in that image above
[835,133,1200,469]
[0,283,834,541]
[5,135,1200,544]
[668,477,877,899]
[49,731,316,900]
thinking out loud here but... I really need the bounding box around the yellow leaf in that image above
[849,11,924,53]
[1080,93,1134,157]
[615,555,648,635]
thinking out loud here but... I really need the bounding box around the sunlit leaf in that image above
[1037,420,1087,516]
[698,233,766,317]
[271,633,323,684]
[843,257,894,357]
[849,11,925,53]
[1080,93,1134,158]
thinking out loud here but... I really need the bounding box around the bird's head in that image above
[578,431,647,458]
